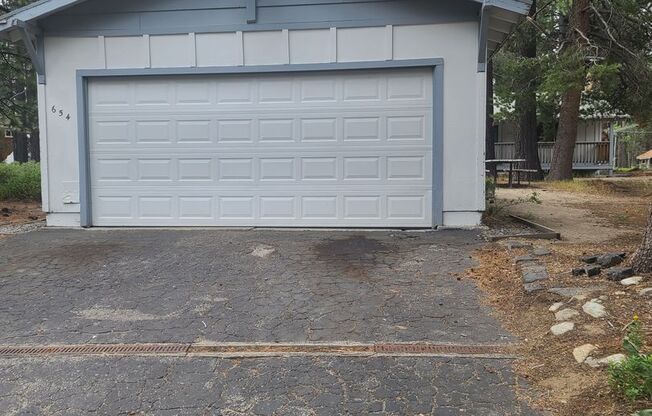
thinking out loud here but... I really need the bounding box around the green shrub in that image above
[0,162,41,201]
[609,317,652,402]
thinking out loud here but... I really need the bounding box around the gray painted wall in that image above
[40,0,481,36]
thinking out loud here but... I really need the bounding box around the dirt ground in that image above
[472,176,652,415]
[0,201,45,239]
[0,201,44,224]
[498,177,650,243]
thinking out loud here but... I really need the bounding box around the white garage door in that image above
[88,68,433,227]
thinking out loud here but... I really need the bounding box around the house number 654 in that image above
[51,105,71,120]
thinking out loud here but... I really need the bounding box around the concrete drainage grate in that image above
[0,343,189,357]
[0,343,515,358]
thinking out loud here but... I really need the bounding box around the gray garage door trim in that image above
[76,58,444,228]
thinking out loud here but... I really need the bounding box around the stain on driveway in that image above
[0,229,509,345]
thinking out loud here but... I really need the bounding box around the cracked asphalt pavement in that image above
[0,229,538,415]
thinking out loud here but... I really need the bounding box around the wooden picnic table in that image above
[485,158,526,188]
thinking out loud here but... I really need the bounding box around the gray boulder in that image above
[584,265,602,277]
[572,267,586,276]
[606,267,635,281]
[580,255,598,264]
[597,253,624,268]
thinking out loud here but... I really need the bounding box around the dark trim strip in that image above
[76,58,444,227]
[432,64,444,227]
[246,0,257,23]
[76,73,92,227]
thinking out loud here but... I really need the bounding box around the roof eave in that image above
[0,0,87,36]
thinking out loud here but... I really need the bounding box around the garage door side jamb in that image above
[77,72,92,228]
[432,64,444,227]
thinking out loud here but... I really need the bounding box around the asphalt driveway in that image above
[0,229,537,415]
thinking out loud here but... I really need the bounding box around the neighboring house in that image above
[0,0,531,228]
[494,116,627,171]
[637,150,652,169]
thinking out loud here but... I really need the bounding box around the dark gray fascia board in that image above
[2,0,532,35]
[75,58,445,228]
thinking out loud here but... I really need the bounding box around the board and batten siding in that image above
[41,22,486,227]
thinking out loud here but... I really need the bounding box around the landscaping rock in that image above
[533,247,551,256]
[596,353,626,366]
[584,265,602,277]
[548,286,606,298]
[580,255,598,264]
[582,300,607,318]
[639,288,652,297]
[606,267,635,281]
[571,267,586,276]
[551,322,574,336]
[573,344,596,363]
[548,302,564,312]
[620,276,644,286]
[555,308,580,321]
[597,253,625,268]
[504,240,531,250]
[521,264,548,283]
[515,255,537,263]
[524,282,545,293]
[613,291,627,296]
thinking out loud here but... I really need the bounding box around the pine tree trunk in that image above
[547,88,582,180]
[546,0,590,181]
[28,130,40,162]
[514,0,543,180]
[631,206,652,273]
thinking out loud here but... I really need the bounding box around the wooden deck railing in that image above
[494,141,611,169]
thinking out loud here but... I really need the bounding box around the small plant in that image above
[609,315,652,402]
[483,190,542,221]
[527,191,542,204]
[485,177,496,200]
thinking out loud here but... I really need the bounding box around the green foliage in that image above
[485,177,496,200]
[494,0,652,131]
[0,0,39,133]
[609,318,652,402]
[0,162,41,201]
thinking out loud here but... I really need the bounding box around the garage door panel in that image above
[89,68,434,227]
[92,191,431,227]
[91,154,431,187]
[90,112,431,148]
[89,71,431,111]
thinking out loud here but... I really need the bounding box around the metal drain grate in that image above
[373,343,512,355]
[0,343,515,358]
[0,343,189,356]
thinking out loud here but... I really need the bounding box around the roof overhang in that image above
[477,0,533,72]
[0,0,85,39]
[1,0,533,77]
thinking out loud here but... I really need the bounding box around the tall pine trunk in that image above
[546,0,590,181]
[632,206,652,273]
[514,0,543,180]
